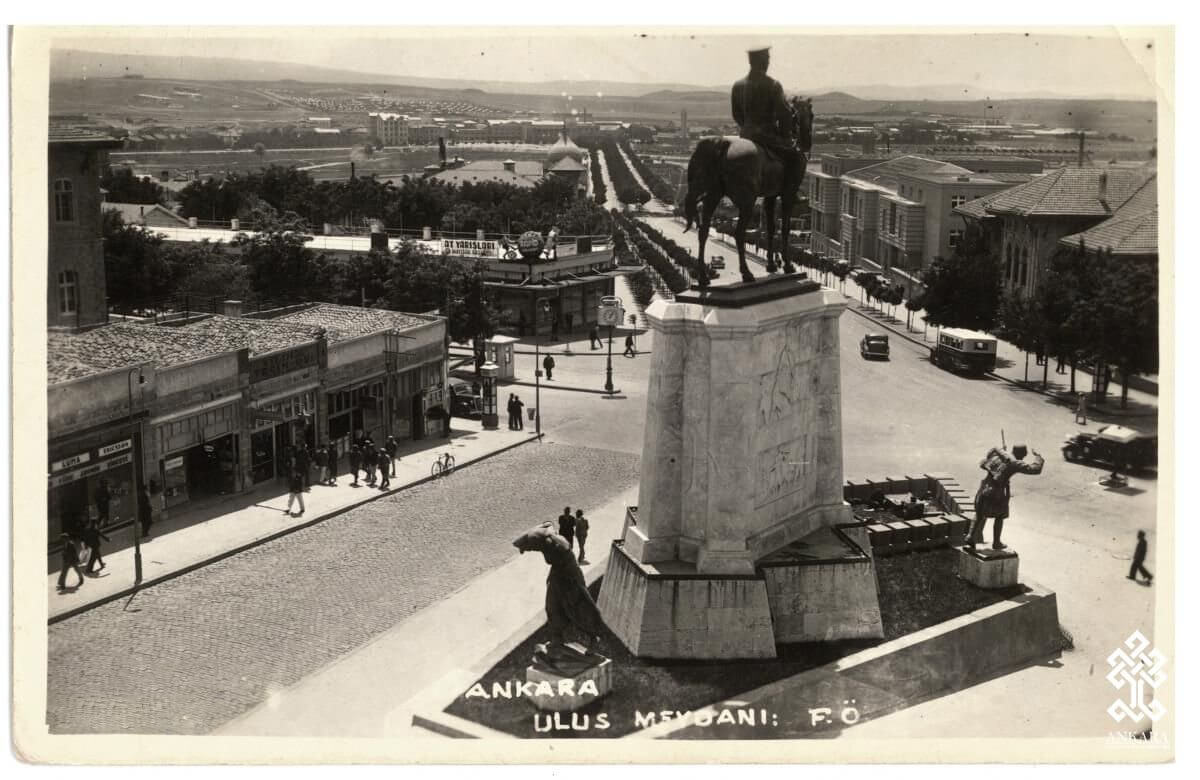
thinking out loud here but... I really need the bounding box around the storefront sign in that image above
[51,452,91,473]
[443,238,500,258]
[98,439,132,458]
[48,452,131,488]
[164,456,185,470]
[254,410,288,424]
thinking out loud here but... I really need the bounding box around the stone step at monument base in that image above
[956,546,1019,588]
[598,522,886,659]
[758,524,885,643]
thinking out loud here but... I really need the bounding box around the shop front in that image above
[326,380,384,458]
[153,395,241,510]
[48,432,138,542]
[389,359,445,441]
[249,388,318,484]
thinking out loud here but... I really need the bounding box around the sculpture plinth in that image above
[957,546,1020,589]
[598,276,883,659]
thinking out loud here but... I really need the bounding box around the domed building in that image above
[544,129,589,195]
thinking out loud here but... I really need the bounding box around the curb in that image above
[449,368,623,397]
[48,433,544,625]
[844,304,1157,419]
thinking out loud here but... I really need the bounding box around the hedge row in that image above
[601,140,652,205]
[587,144,608,206]
[620,140,677,204]
[610,210,689,293]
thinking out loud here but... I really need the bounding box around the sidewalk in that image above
[215,483,639,737]
[48,419,539,622]
[694,223,1158,420]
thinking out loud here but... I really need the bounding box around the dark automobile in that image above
[860,333,890,360]
[448,380,483,418]
[1062,425,1157,472]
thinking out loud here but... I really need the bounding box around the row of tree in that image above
[609,211,689,293]
[620,140,677,204]
[586,145,608,206]
[599,140,651,206]
[172,165,610,238]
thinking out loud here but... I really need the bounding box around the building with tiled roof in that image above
[1059,175,1158,259]
[265,303,432,341]
[102,201,190,228]
[430,159,544,189]
[954,167,1157,295]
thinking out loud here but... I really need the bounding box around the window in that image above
[888,203,897,234]
[948,229,964,248]
[53,179,75,222]
[57,270,78,315]
[917,188,924,202]
[950,195,967,211]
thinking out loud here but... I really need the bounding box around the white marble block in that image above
[957,547,1020,589]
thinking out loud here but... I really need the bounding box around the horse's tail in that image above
[684,137,729,232]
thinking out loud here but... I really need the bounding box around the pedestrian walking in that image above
[349,444,362,486]
[514,396,525,430]
[589,324,602,350]
[364,444,377,486]
[565,312,574,335]
[385,435,399,477]
[506,394,517,429]
[94,478,111,527]
[377,448,391,490]
[575,508,590,565]
[137,482,153,540]
[1128,530,1153,584]
[551,313,560,340]
[56,531,85,592]
[81,516,110,575]
[314,445,329,486]
[285,469,306,515]
[296,444,312,492]
[557,506,576,551]
[1056,354,1067,375]
[1075,392,1088,425]
[623,333,637,358]
[327,444,339,485]
[543,354,555,381]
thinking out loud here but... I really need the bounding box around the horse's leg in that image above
[697,196,719,288]
[781,192,796,275]
[764,197,777,274]
[735,207,755,284]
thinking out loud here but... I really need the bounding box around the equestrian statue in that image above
[684,46,814,288]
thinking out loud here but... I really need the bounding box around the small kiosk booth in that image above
[485,335,518,381]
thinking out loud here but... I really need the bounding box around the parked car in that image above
[448,379,483,418]
[860,333,890,360]
[1062,425,1157,473]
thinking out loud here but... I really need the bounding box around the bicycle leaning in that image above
[431,451,456,478]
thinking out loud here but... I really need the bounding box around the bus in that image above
[930,328,997,376]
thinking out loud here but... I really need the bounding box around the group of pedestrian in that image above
[587,325,638,358]
[556,505,591,565]
[506,394,527,430]
[282,435,401,516]
[345,435,399,490]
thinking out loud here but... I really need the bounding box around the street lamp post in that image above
[127,367,145,586]
[605,325,615,394]
[534,299,550,436]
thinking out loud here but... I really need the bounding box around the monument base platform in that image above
[598,521,886,659]
[524,644,613,712]
[759,525,885,642]
[957,546,1019,588]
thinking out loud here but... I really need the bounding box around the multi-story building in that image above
[810,154,1026,281]
[954,166,1156,296]
[368,112,411,146]
[48,128,123,331]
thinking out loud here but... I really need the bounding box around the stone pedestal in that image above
[599,276,883,658]
[957,546,1019,588]
[524,645,613,712]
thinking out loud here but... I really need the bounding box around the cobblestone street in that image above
[47,442,640,735]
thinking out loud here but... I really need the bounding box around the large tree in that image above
[100,167,166,205]
[102,210,180,309]
[919,225,1002,331]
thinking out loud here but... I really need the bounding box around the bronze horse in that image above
[683,96,814,287]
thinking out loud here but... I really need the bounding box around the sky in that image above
[51,28,1164,100]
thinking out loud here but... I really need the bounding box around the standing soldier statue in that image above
[968,443,1045,551]
[731,47,804,193]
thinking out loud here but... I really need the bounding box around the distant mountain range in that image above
[49,48,1154,103]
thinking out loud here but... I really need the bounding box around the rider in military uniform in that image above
[731,47,802,182]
